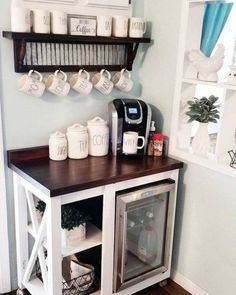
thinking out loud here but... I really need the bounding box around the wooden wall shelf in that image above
[2,31,151,73]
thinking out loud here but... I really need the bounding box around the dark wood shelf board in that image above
[14,64,132,73]
[2,31,151,44]
[8,146,183,197]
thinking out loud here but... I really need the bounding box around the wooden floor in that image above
[135,279,191,295]
[6,279,191,295]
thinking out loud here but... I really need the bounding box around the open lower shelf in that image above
[27,222,102,257]
[62,223,102,257]
[182,78,236,91]
[24,277,44,295]
[24,276,101,295]
[171,148,236,178]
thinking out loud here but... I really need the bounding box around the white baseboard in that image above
[171,269,210,295]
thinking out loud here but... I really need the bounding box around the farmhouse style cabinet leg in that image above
[13,173,29,290]
[101,184,116,295]
[47,197,62,295]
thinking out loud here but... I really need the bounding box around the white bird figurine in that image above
[188,44,225,82]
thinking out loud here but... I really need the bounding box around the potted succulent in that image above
[36,201,91,247]
[186,95,220,156]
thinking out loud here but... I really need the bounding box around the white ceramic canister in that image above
[49,131,68,161]
[67,124,88,159]
[87,117,109,157]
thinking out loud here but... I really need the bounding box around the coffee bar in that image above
[2,1,185,295]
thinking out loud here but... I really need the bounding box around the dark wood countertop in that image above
[8,146,184,197]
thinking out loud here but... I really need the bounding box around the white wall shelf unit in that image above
[170,0,236,178]
[182,78,236,91]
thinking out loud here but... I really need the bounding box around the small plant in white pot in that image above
[36,201,91,247]
[186,95,220,156]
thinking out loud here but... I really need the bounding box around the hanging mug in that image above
[92,69,113,95]
[45,70,70,96]
[69,69,93,95]
[112,68,134,92]
[17,70,45,97]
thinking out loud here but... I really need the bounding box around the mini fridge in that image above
[113,180,176,292]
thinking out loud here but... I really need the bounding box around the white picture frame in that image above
[86,0,130,9]
[68,15,97,36]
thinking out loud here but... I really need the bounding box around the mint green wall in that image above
[0,2,145,290]
[141,1,236,295]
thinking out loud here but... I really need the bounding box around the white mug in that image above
[11,7,31,33]
[112,68,134,92]
[70,69,93,95]
[17,70,45,97]
[112,15,128,37]
[129,17,146,38]
[97,16,112,37]
[92,69,113,95]
[45,70,70,96]
[51,11,67,35]
[33,9,50,34]
[123,131,145,154]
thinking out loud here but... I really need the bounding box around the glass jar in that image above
[87,117,109,156]
[153,133,164,157]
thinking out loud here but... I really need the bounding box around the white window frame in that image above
[0,101,11,292]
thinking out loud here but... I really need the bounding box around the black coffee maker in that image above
[109,98,152,156]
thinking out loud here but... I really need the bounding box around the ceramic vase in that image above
[61,223,86,247]
[192,123,210,156]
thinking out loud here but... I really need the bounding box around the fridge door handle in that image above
[120,211,127,284]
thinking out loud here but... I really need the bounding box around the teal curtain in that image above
[200,2,233,57]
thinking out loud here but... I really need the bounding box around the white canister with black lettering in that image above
[49,131,68,161]
[87,117,109,156]
[67,124,88,159]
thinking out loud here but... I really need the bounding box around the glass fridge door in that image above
[114,181,175,292]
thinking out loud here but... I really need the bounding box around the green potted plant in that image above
[186,95,220,156]
[36,201,91,247]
